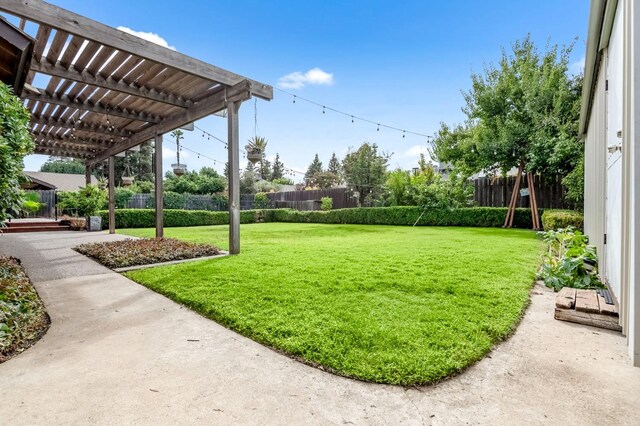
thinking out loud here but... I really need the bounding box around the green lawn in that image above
[121,223,542,385]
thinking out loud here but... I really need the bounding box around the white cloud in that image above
[277,67,334,89]
[117,26,176,50]
[569,55,585,75]
[403,145,430,158]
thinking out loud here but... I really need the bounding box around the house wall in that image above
[584,60,607,277]
[605,2,624,299]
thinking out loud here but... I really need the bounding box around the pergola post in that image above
[154,134,164,239]
[227,101,242,254]
[108,156,115,234]
[84,165,91,186]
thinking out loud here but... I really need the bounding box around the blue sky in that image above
[17,0,589,179]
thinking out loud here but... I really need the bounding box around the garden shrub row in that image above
[100,206,547,229]
[98,209,261,229]
[541,209,584,231]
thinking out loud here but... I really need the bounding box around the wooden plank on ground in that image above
[556,287,576,309]
[555,308,622,332]
[597,293,619,316]
[575,289,600,314]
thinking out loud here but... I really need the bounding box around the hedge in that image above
[99,207,542,229]
[541,209,584,231]
[98,209,263,229]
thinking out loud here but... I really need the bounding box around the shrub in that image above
[321,197,333,211]
[99,206,543,229]
[254,192,271,209]
[57,184,107,217]
[0,82,34,223]
[74,238,220,269]
[0,256,48,362]
[163,191,185,209]
[541,209,584,231]
[21,192,43,216]
[98,209,265,229]
[267,206,540,228]
[538,227,604,291]
[115,187,135,209]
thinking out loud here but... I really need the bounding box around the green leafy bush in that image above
[538,227,604,291]
[254,192,271,209]
[21,192,43,216]
[57,185,107,217]
[74,238,220,269]
[99,206,542,229]
[268,206,540,228]
[99,209,264,229]
[0,82,34,223]
[115,187,135,208]
[0,256,48,362]
[541,209,584,231]
[321,197,333,211]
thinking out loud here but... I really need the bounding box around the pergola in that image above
[0,0,272,254]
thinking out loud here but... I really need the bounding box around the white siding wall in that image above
[584,63,607,273]
[606,3,625,300]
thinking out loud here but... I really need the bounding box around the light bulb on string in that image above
[402,131,406,139]
[377,124,380,132]
[293,95,296,104]
[351,116,354,123]
[322,106,325,114]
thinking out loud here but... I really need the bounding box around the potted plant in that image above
[245,136,267,165]
[171,130,187,176]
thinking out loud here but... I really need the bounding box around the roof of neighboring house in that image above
[22,171,96,191]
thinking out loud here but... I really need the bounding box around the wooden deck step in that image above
[555,288,621,332]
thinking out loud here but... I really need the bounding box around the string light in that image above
[276,87,432,140]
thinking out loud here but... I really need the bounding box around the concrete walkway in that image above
[1,231,639,425]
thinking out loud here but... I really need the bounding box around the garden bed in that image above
[0,256,49,363]
[74,238,221,269]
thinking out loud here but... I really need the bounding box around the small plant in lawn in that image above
[538,227,604,291]
[320,197,332,211]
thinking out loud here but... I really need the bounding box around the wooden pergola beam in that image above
[32,61,192,108]
[22,91,162,123]
[0,0,273,100]
[34,146,95,158]
[30,116,131,137]
[32,130,115,146]
[87,79,253,165]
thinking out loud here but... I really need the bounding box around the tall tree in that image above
[40,156,85,174]
[305,154,324,184]
[327,152,342,182]
[342,143,389,206]
[271,153,285,180]
[258,158,272,181]
[240,161,257,194]
[431,36,582,178]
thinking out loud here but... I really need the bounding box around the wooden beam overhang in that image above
[31,60,192,108]
[30,116,132,137]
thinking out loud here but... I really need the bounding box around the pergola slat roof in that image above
[0,0,273,163]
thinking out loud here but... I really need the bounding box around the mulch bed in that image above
[0,256,49,363]
[74,238,221,269]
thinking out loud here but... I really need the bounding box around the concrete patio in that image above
[0,231,639,425]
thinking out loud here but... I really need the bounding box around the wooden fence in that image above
[473,174,571,209]
[268,187,358,210]
[26,190,57,218]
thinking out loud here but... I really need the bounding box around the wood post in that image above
[227,100,242,254]
[154,134,164,239]
[108,156,115,234]
[85,165,91,186]
[504,161,524,228]
[528,172,541,230]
